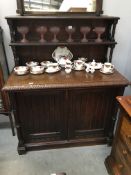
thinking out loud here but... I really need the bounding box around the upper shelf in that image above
[10,41,117,46]
[6,15,120,20]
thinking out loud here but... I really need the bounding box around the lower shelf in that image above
[18,136,108,155]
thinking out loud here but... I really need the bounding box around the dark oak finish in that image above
[3,70,128,91]
[4,14,129,154]
[105,96,131,175]
[3,70,128,154]
[16,0,103,16]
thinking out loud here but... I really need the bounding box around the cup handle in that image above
[111,65,114,69]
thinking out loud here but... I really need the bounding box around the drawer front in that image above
[120,115,131,151]
[119,137,131,168]
[112,137,131,175]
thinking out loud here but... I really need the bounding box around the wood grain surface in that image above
[3,69,128,91]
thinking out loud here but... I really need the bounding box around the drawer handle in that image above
[118,164,123,169]
[127,135,131,139]
[122,150,127,156]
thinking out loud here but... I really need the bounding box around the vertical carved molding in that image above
[109,45,115,63]
[7,19,15,43]
[107,87,125,145]
[111,19,119,41]
[9,93,26,154]
[96,0,103,15]
[16,0,24,15]
[11,46,19,66]
[108,25,112,41]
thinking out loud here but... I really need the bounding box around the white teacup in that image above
[74,60,84,69]
[30,66,44,72]
[103,62,114,72]
[26,61,39,67]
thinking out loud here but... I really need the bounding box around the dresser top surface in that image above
[3,69,128,91]
[117,96,131,117]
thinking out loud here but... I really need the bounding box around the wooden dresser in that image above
[3,15,129,154]
[105,96,131,175]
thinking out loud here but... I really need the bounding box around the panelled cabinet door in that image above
[14,90,67,143]
[68,88,118,141]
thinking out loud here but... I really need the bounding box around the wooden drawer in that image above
[112,137,131,175]
[120,115,131,151]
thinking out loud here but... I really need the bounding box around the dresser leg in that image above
[105,156,121,175]
[17,143,26,155]
[107,137,113,146]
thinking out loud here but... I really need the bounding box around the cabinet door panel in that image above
[68,88,117,139]
[14,90,67,143]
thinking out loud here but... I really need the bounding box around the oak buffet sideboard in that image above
[3,15,129,154]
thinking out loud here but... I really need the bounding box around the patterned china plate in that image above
[73,66,85,71]
[52,46,73,62]
[100,68,114,74]
[45,67,61,73]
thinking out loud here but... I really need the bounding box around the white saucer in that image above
[14,71,29,76]
[73,66,85,71]
[100,68,114,74]
[30,70,44,75]
[45,67,61,73]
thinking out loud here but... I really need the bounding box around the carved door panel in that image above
[68,88,117,140]
[14,90,67,143]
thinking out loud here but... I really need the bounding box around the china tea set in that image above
[14,46,114,75]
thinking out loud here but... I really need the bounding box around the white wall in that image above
[103,0,131,95]
[0,0,17,71]
[0,0,131,94]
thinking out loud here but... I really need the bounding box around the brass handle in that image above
[127,135,131,139]
[123,149,127,156]
[118,164,123,169]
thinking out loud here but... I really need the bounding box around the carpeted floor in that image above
[0,115,110,175]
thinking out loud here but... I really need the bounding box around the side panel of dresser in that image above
[105,97,131,175]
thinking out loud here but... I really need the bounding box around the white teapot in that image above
[58,56,70,67]
[90,59,96,67]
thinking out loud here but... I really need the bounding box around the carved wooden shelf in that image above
[10,41,117,46]
[6,15,120,20]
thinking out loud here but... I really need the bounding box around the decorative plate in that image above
[52,46,73,62]
[45,67,61,73]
